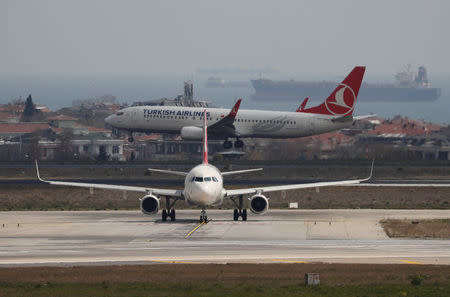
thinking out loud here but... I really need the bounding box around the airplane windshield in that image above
[116,112,124,116]
[192,176,219,182]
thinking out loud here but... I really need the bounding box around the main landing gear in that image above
[223,138,244,149]
[162,197,178,222]
[199,209,208,223]
[230,195,247,221]
[223,139,232,149]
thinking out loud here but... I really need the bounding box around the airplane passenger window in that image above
[204,177,211,182]
[116,112,124,116]
[194,177,203,182]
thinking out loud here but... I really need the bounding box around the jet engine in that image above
[140,195,160,215]
[180,126,203,140]
[249,194,269,214]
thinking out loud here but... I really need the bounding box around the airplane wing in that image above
[207,99,241,138]
[35,161,183,198]
[221,168,263,176]
[146,168,188,176]
[225,161,374,197]
[352,182,450,187]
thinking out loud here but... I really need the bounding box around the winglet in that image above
[296,97,309,112]
[203,109,208,164]
[35,160,44,182]
[367,159,375,181]
[227,99,241,118]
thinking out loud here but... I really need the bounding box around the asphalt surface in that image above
[1,209,449,266]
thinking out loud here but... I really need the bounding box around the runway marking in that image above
[271,259,309,264]
[185,220,212,238]
[400,260,424,265]
[150,259,198,264]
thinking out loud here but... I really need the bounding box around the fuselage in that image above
[105,105,352,139]
[183,163,224,207]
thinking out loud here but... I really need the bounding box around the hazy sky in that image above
[2,0,450,77]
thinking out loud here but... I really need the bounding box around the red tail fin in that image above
[301,66,365,117]
[202,109,208,164]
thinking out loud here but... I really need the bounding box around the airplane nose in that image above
[104,114,113,125]
[191,184,217,206]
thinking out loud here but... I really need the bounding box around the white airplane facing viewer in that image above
[105,66,371,149]
[36,110,374,223]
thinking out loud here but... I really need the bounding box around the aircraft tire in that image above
[242,209,247,221]
[233,209,238,221]
[234,140,244,148]
[170,209,176,221]
[162,209,168,221]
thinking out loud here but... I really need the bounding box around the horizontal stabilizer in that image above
[353,114,377,120]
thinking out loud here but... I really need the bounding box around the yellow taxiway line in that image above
[400,260,424,265]
[271,259,309,264]
[185,220,211,238]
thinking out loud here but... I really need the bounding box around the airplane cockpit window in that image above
[192,176,218,182]
[116,112,124,116]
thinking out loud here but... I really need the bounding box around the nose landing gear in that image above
[199,208,208,224]
[128,131,134,143]
[199,209,208,223]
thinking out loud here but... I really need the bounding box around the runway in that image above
[1,210,449,266]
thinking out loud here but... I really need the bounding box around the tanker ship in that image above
[252,66,441,102]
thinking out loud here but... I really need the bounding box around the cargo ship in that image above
[251,66,441,102]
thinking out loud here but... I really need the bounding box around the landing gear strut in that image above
[231,195,247,221]
[199,208,208,223]
[162,197,178,222]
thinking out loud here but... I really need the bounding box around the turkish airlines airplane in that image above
[105,66,371,148]
[36,111,374,222]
